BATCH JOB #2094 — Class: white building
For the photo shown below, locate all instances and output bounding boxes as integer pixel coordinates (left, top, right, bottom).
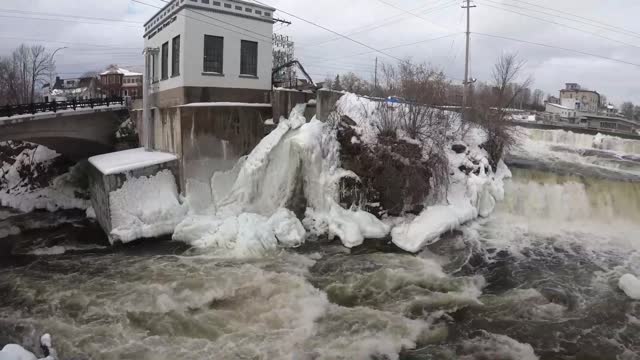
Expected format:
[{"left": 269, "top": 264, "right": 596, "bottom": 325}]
[
  {"left": 545, "top": 102, "right": 577, "bottom": 121},
  {"left": 143, "top": 0, "right": 275, "bottom": 107}
]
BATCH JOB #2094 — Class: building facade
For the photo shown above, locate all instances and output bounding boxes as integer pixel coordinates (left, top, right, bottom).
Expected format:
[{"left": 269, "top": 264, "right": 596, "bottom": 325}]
[
  {"left": 545, "top": 102, "right": 577, "bottom": 122},
  {"left": 559, "top": 83, "right": 600, "bottom": 113},
  {"left": 100, "top": 67, "right": 143, "bottom": 98},
  {"left": 144, "top": 0, "right": 275, "bottom": 107}
]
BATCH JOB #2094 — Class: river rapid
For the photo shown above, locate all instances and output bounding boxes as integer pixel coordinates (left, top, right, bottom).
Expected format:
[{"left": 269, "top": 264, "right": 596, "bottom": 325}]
[{"left": 1, "top": 127, "right": 639, "bottom": 360}]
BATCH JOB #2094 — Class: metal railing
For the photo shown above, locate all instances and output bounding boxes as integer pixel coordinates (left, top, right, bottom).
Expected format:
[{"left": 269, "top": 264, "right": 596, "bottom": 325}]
[{"left": 0, "top": 97, "right": 125, "bottom": 118}]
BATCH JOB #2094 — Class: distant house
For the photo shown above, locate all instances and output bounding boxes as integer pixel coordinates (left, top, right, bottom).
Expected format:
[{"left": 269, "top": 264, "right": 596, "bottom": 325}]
[
  {"left": 559, "top": 83, "right": 600, "bottom": 113},
  {"left": 47, "top": 76, "right": 101, "bottom": 102},
  {"left": 100, "top": 66, "right": 143, "bottom": 98}
]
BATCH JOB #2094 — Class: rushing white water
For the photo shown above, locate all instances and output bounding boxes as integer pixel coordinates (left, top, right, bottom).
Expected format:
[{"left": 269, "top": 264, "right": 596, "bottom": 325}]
[{"left": 523, "top": 128, "right": 640, "bottom": 155}]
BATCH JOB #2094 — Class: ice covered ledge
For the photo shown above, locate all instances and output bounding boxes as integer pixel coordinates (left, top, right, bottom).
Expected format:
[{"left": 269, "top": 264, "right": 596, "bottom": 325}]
[{"left": 88, "top": 148, "right": 183, "bottom": 244}]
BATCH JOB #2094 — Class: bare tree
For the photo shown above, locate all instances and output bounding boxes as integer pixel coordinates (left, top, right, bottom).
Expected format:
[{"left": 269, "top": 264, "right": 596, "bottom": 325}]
[
  {"left": 29, "top": 45, "right": 55, "bottom": 103},
  {"left": 471, "top": 53, "right": 532, "bottom": 169},
  {"left": 621, "top": 102, "right": 634, "bottom": 120},
  {"left": 0, "top": 44, "right": 56, "bottom": 105},
  {"left": 532, "top": 89, "right": 544, "bottom": 109}
]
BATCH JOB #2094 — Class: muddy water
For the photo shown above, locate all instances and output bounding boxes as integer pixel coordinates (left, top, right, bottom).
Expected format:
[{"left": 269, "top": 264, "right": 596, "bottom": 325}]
[{"left": 1, "top": 128, "right": 640, "bottom": 359}]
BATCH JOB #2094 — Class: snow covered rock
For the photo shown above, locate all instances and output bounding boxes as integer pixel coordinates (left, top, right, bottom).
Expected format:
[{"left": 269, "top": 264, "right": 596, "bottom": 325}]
[
  {"left": 0, "top": 141, "right": 89, "bottom": 212},
  {"left": 619, "top": 274, "right": 640, "bottom": 300}
]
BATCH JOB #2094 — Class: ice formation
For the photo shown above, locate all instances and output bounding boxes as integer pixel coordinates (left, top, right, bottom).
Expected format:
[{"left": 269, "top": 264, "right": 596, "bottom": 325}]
[
  {"left": 173, "top": 104, "right": 390, "bottom": 255},
  {"left": 619, "top": 274, "right": 640, "bottom": 300},
  {"left": 107, "top": 94, "right": 509, "bottom": 254},
  {"left": 109, "top": 170, "right": 186, "bottom": 244}
]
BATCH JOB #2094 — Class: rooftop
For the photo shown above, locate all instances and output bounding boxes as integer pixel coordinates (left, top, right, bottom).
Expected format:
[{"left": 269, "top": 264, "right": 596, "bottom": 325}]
[
  {"left": 144, "top": 0, "right": 276, "bottom": 33},
  {"left": 89, "top": 148, "right": 178, "bottom": 175},
  {"left": 100, "top": 68, "right": 143, "bottom": 77}
]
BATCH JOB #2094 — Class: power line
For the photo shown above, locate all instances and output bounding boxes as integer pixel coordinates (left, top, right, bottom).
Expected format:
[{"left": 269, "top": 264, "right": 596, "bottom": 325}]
[
  {"left": 373, "top": 0, "right": 453, "bottom": 32},
  {"left": 0, "top": 8, "right": 144, "bottom": 24},
  {"left": 252, "top": 0, "right": 407, "bottom": 63},
  {"left": 509, "top": 0, "right": 640, "bottom": 38},
  {"left": 296, "top": 0, "right": 458, "bottom": 51},
  {"left": 476, "top": 1, "right": 640, "bottom": 50},
  {"left": 300, "top": 33, "right": 462, "bottom": 65},
  {"left": 478, "top": 0, "right": 640, "bottom": 40},
  {"left": 0, "top": 35, "right": 141, "bottom": 50},
  {"left": 473, "top": 32, "right": 640, "bottom": 68},
  {"left": 0, "top": 14, "right": 141, "bottom": 28}
]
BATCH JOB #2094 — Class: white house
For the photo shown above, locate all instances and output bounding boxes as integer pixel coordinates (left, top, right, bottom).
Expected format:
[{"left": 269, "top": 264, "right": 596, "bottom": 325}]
[{"left": 143, "top": 0, "right": 275, "bottom": 107}]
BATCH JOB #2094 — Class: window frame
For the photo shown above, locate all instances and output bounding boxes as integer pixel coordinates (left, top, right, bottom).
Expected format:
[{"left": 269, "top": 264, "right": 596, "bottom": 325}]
[
  {"left": 203, "top": 35, "right": 224, "bottom": 74},
  {"left": 172, "top": 35, "right": 181, "bottom": 77},
  {"left": 240, "top": 40, "right": 258, "bottom": 77},
  {"left": 161, "top": 41, "right": 169, "bottom": 80}
]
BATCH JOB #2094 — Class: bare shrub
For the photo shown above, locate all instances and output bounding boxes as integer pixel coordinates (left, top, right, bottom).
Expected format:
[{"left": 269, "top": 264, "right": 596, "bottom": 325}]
[{"left": 375, "top": 101, "right": 399, "bottom": 139}]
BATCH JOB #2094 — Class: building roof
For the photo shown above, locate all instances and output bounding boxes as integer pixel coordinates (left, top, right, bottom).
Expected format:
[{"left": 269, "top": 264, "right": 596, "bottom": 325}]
[
  {"left": 100, "top": 68, "right": 143, "bottom": 76},
  {"left": 560, "top": 89, "right": 600, "bottom": 95},
  {"left": 546, "top": 103, "right": 571, "bottom": 110},
  {"left": 144, "top": 0, "right": 276, "bottom": 27}
]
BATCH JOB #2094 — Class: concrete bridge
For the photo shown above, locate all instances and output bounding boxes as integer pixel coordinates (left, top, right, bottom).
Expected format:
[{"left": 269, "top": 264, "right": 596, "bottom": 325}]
[{"left": 0, "top": 105, "right": 129, "bottom": 160}]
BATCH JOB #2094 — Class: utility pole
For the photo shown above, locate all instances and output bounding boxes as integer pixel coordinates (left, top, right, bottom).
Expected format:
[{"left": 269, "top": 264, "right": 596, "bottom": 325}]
[
  {"left": 374, "top": 57, "right": 378, "bottom": 96},
  {"left": 462, "top": 0, "right": 476, "bottom": 117},
  {"left": 143, "top": 47, "right": 159, "bottom": 151}
]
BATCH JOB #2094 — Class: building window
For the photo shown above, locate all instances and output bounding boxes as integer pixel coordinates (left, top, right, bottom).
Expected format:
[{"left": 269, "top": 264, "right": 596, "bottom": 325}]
[
  {"left": 201, "top": 0, "right": 209, "bottom": 3},
  {"left": 161, "top": 41, "right": 169, "bottom": 80},
  {"left": 245, "top": 7, "right": 252, "bottom": 13},
  {"left": 204, "top": 35, "right": 224, "bottom": 73},
  {"left": 213, "top": 1, "right": 220, "bottom": 5},
  {"left": 224, "top": 3, "right": 231, "bottom": 8},
  {"left": 240, "top": 40, "right": 258, "bottom": 76},
  {"left": 172, "top": 35, "right": 180, "bottom": 76},
  {"left": 235, "top": 5, "right": 242, "bottom": 10},
  {"left": 264, "top": 12, "right": 271, "bottom": 16}
]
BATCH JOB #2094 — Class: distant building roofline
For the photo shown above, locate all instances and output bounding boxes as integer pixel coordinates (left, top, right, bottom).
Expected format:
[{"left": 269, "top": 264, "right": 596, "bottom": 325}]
[{"left": 143, "top": 0, "right": 276, "bottom": 27}]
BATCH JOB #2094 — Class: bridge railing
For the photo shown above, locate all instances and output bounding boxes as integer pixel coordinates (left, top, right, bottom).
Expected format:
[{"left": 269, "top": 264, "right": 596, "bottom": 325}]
[{"left": 0, "top": 97, "right": 125, "bottom": 118}]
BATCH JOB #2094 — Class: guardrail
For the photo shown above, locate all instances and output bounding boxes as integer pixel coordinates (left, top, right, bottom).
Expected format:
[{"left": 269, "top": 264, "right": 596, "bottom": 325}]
[{"left": 0, "top": 97, "right": 125, "bottom": 118}]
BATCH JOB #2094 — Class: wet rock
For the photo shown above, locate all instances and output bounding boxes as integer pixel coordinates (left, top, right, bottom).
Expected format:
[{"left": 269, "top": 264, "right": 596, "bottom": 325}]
[{"left": 451, "top": 143, "right": 467, "bottom": 154}]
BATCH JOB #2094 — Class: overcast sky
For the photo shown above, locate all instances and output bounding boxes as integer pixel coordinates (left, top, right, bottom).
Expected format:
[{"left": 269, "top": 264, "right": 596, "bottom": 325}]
[{"left": 1, "top": 0, "right": 638, "bottom": 105}]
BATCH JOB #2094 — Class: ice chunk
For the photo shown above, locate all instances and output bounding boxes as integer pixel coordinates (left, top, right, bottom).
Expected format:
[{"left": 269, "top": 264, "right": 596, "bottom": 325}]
[
  {"left": 268, "top": 208, "right": 306, "bottom": 247},
  {"left": 619, "top": 274, "right": 640, "bottom": 300},
  {"left": 109, "top": 170, "right": 186, "bottom": 244}
]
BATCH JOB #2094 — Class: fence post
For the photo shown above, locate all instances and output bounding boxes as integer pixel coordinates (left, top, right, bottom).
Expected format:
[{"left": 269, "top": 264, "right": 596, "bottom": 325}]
[
  {"left": 72, "top": 99, "right": 77, "bottom": 110},
  {"left": 30, "top": 103, "right": 35, "bottom": 115}
]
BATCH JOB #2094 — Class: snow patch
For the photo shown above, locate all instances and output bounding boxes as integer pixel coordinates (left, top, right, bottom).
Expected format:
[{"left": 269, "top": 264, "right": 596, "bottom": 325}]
[{"left": 89, "top": 148, "right": 177, "bottom": 175}]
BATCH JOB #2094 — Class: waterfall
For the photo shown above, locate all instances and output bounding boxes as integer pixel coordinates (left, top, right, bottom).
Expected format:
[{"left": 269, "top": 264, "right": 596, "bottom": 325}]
[
  {"left": 522, "top": 128, "right": 640, "bottom": 155},
  {"left": 498, "top": 168, "right": 640, "bottom": 226}
]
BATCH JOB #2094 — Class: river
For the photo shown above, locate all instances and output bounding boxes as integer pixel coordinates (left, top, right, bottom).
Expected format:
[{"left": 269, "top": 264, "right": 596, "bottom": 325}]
[{"left": 1, "top": 127, "right": 639, "bottom": 359}]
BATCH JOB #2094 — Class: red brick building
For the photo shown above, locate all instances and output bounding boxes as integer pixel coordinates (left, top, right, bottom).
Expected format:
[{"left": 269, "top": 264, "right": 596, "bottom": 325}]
[{"left": 100, "top": 66, "right": 143, "bottom": 98}]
